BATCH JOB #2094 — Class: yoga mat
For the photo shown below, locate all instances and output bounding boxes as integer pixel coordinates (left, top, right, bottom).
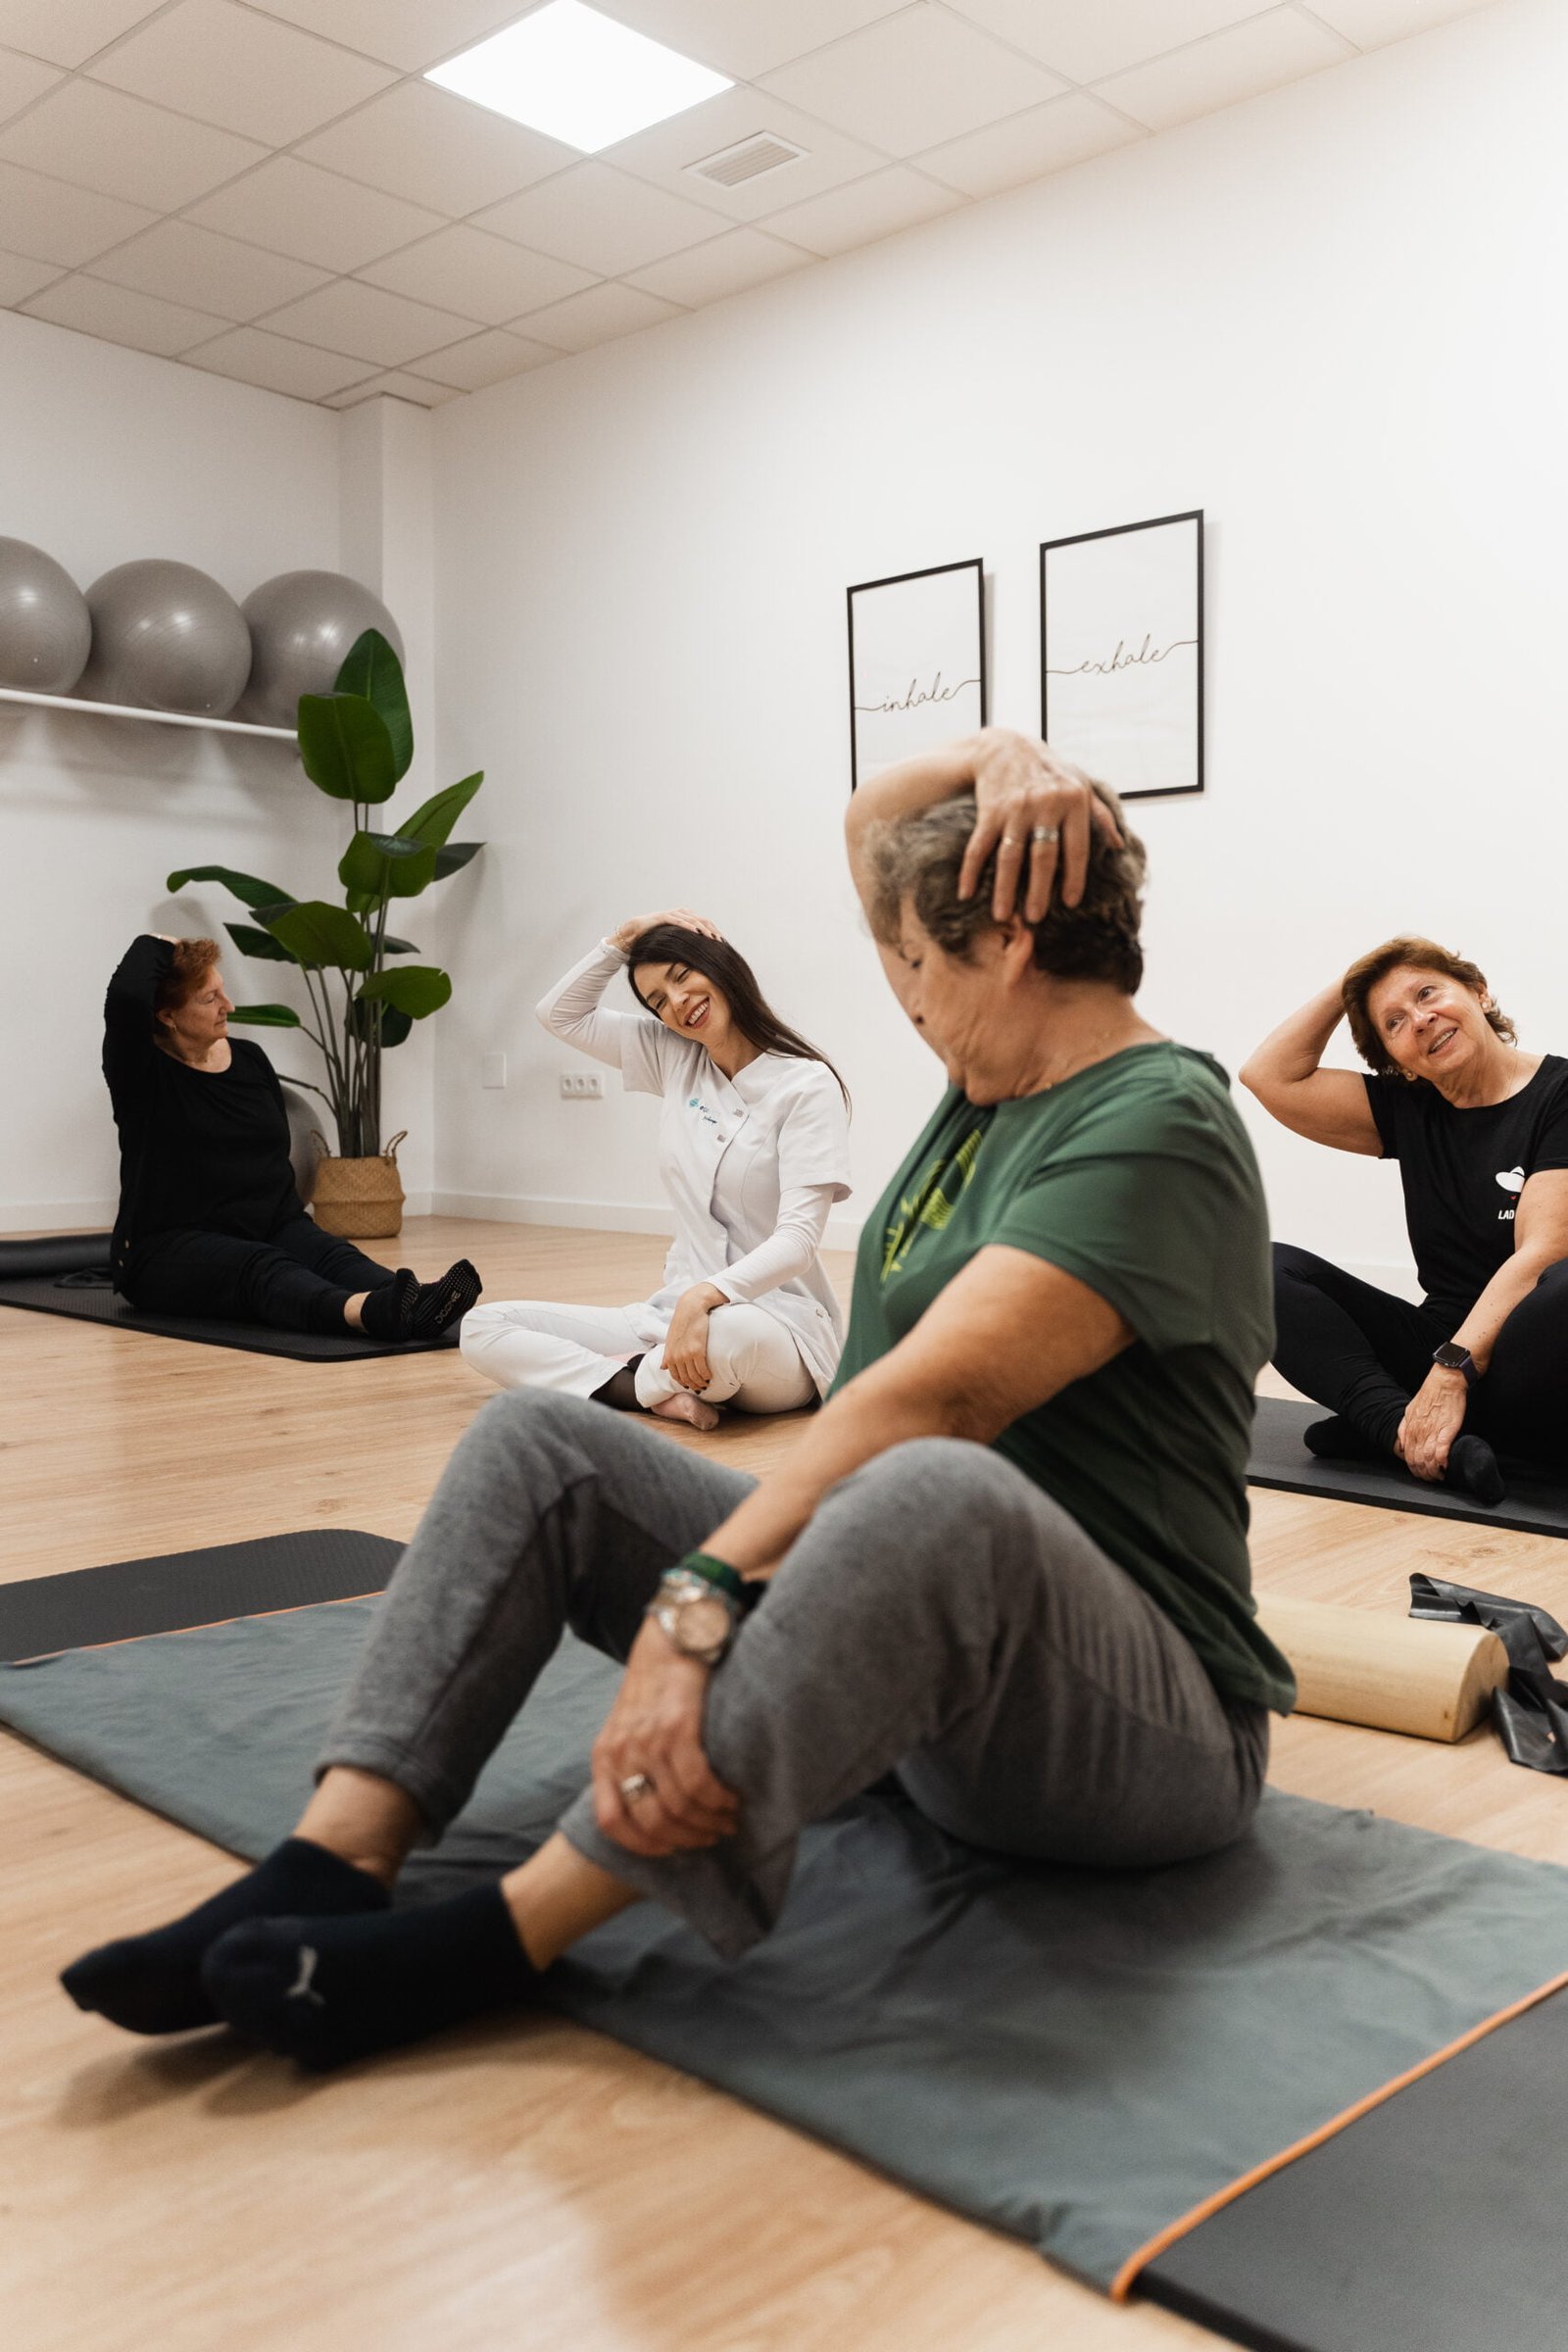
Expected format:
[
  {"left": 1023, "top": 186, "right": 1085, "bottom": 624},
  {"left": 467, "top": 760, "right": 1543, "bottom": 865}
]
[
  {"left": 6, "top": 1580, "right": 1568, "bottom": 2299},
  {"left": 1143, "top": 1981, "right": 1568, "bottom": 2350},
  {"left": 0, "top": 1256, "right": 461, "bottom": 1360},
  {"left": 0, "top": 1232, "right": 115, "bottom": 1279},
  {"left": 1249, "top": 1396, "right": 1568, "bottom": 1540},
  {"left": 0, "top": 1530, "right": 400, "bottom": 1663}
]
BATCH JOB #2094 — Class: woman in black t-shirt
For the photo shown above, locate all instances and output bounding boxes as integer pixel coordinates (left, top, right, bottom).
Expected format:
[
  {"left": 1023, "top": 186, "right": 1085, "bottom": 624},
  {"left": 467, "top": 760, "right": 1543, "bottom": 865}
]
[
  {"left": 104, "top": 935, "right": 480, "bottom": 1343},
  {"left": 1242, "top": 936, "right": 1568, "bottom": 1498}
]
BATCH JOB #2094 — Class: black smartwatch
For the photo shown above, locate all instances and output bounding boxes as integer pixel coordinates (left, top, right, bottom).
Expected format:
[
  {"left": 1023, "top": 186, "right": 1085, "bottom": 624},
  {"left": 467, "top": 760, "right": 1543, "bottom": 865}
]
[{"left": 1431, "top": 1342, "right": 1479, "bottom": 1387}]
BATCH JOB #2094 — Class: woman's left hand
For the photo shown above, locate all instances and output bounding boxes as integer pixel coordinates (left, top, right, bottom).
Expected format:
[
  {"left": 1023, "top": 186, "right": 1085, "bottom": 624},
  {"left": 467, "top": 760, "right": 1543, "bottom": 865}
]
[
  {"left": 591, "top": 1616, "right": 739, "bottom": 1857},
  {"left": 662, "top": 1283, "right": 724, "bottom": 1392},
  {"left": 1396, "top": 1367, "right": 1469, "bottom": 1481}
]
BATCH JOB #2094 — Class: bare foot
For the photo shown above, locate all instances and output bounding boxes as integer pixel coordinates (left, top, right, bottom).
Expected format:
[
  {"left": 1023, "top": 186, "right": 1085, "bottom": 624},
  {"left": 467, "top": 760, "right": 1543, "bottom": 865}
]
[{"left": 650, "top": 1392, "right": 720, "bottom": 1432}]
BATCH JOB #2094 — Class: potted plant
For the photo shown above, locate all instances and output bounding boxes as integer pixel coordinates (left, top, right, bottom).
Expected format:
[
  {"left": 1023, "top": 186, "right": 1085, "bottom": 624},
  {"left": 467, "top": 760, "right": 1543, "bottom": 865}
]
[{"left": 168, "top": 629, "right": 483, "bottom": 1238}]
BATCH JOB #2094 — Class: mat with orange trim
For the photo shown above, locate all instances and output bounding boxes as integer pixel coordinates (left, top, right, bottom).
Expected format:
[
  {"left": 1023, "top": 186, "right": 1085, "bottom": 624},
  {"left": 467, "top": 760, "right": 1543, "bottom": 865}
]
[{"left": 4, "top": 1566, "right": 1566, "bottom": 2325}]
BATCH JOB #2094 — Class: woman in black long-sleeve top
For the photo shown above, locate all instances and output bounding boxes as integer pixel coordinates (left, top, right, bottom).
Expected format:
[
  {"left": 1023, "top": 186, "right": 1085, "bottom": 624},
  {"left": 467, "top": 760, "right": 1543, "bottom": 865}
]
[{"left": 105, "top": 935, "right": 479, "bottom": 1342}]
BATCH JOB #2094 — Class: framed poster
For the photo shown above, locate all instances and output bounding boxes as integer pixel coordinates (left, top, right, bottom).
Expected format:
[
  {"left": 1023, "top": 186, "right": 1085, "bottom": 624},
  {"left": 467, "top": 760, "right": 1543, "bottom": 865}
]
[
  {"left": 1040, "top": 511, "right": 1203, "bottom": 800},
  {"left": 847, "top": 557, "right": 987, "bottom": 791}
]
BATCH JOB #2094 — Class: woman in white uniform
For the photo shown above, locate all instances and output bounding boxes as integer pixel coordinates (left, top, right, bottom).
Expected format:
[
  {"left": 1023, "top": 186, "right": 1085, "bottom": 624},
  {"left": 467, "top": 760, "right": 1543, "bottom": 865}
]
[{"left": 461, "top": 911, "right": 851, "bottom": 1430}]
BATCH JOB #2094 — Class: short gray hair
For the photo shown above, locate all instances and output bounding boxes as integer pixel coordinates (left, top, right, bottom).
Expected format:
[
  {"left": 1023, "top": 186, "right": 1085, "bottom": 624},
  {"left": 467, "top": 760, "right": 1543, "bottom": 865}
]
[{"left": 861, "top": 789, "right": 1148, "bottom": 995}]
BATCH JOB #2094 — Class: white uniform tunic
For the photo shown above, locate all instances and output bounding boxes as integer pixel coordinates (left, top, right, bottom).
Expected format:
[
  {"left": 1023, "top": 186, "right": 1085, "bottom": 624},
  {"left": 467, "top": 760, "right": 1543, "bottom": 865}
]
[{"left": 460, "top": 942, "right": 852, "bottom": 1409}]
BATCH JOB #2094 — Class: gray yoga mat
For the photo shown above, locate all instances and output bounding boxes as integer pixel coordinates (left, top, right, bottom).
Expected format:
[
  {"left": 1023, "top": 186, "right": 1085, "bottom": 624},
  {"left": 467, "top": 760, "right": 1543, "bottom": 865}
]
[
  {"left": 6, "top": 1590, "right": 1568, "bottom": 2297},
  {"left": 1249, "top": 1396, "right": 1568, "bottom": 1539}
]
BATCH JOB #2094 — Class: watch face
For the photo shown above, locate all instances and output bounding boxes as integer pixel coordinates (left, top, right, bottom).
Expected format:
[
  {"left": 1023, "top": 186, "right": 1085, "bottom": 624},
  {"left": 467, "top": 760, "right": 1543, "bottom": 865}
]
[
  {"left": 1434, "top": 1344, "right": 1467, "bottom": 1369},
  {"left": 673, "top": 1593, "right": 732, "bottom": 1656}
]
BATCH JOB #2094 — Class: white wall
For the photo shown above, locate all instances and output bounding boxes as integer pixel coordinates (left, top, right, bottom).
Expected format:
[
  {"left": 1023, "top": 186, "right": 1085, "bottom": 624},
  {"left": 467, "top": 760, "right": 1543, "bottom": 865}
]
[
  {"left": 0, "top": 317, "right": 433, "bottom": 1225},
  {"left": 429, "top": 0, "right": 1568, "bottom": 1288}
]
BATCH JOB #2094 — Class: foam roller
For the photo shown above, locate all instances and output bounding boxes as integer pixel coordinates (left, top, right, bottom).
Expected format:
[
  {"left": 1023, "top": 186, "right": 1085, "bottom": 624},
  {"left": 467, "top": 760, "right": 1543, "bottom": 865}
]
[{"left": 1256, "top": 1594, "right": 1509, "bottom": 1742}]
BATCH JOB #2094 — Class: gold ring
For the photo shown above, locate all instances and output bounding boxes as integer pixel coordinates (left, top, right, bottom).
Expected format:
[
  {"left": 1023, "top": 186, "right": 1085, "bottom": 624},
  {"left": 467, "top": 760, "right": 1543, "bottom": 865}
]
[{"left": 619, "top": 1772, "right": 654, "bottom": 1803}]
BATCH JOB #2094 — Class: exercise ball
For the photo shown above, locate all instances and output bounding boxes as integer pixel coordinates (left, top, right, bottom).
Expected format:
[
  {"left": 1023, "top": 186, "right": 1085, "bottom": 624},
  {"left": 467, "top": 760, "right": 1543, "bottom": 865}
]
[
  {"left": 280, "top": 1085, "right": 324, "bottom": 1203},
  {"left": 0, "top": 536, "right": 92, "bottom": 693},
  {"left": 240, "top": 570, "right": 403, "bottom": 727},
  {"left": 79, "top": 559, "right": 252, "bottom": 716}
]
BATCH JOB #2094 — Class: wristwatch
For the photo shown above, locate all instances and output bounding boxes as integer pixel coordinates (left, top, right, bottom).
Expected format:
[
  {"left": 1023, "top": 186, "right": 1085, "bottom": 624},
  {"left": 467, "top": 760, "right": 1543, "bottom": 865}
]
[
  {"left": 1431, "top": 1342, "right": 1479, "bottom": 1387},
  {"left": 648, "top": 1568, "right": 741, "bottom": 1666}
]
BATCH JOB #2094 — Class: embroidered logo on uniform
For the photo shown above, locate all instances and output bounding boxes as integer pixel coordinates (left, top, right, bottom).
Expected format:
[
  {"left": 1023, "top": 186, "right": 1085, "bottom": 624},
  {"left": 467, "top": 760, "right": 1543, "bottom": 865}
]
[
  {"left": 687, "top": 1097, "right": 720, "bottom": 1129},
  {"left": 1495, "top": 1165, "right": 1525, "bottom": 1193}
]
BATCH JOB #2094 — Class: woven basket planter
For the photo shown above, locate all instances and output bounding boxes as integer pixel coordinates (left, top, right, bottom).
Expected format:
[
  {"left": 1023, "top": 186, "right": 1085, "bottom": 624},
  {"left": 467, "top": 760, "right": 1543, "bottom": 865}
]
[{"left": 310, "top": 1130, "right": 407, "bottom": 1240}]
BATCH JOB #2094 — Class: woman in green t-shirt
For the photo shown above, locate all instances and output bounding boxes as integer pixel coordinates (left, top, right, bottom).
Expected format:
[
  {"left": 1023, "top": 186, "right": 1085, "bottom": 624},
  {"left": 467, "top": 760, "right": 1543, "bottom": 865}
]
[{"left": 65, "top": 731, "right": 1295, "bottom": 2074}]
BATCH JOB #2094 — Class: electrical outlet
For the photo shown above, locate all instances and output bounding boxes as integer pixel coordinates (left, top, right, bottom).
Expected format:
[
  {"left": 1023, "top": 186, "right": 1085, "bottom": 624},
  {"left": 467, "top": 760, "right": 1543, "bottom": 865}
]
[
  {"left": 482, "top": 1053, "right": 506, "bottom": 1089},
  {"left": 560, "top": 1071, "right": 605, "bottom": 1100}
]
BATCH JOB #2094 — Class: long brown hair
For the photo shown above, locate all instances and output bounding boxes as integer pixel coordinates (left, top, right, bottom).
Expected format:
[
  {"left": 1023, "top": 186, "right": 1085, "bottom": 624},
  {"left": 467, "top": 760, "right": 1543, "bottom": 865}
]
[{"left": 627, "top": 925, "right": 850, "bottom": 1107}]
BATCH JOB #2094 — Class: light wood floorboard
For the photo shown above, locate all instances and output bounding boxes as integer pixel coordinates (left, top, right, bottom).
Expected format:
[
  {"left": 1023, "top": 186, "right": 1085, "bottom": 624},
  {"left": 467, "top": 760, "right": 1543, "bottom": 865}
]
[{"left": 3, "top": 1219, "right": 1565, "bottom": 2352}]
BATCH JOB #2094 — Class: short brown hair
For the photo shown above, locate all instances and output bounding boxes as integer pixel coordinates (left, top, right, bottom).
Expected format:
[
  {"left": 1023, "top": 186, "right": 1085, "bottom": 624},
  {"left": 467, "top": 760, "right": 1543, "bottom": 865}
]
[
  {"left": 1342, "top": 936, "right": 1516, "bottom": 1078},
  {"left": 154, "top": 938, "right": 221, "bottom": 1030},
  {"left": 861, "top": 786, "right": 1147, "bottom": 995}
]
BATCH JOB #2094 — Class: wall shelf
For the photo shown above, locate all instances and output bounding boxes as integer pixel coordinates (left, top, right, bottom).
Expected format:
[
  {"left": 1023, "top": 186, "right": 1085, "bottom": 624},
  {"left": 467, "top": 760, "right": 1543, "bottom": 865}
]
[{"left": 0, "top": 683, "right": 296, "bottom": 741}]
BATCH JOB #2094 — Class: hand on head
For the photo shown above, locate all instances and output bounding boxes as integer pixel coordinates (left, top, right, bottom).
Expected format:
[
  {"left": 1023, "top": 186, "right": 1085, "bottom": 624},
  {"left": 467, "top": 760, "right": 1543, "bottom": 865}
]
[
  {"left": 612, "top": 907, "right": 722, "bottom": 954},
  {"left": 960, "top": 730, "right": 1124, "bottom": 925}
]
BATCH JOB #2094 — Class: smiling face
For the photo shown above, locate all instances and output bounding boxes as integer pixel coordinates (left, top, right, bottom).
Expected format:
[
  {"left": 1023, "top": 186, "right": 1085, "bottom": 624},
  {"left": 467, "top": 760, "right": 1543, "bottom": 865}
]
[
  {"left": 632, "top": 956, "right": 741, "bottom": 1062},
  {"left": 1364, "top": 962, "right": 1497, "bottom": 1084},
  {"left": 158, "top": 963, "right": 233, "bottom": 1059}
]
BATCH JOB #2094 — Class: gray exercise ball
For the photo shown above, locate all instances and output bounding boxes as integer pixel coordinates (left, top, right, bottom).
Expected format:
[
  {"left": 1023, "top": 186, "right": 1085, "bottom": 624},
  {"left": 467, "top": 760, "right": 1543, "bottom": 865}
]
[
  {"left": 0, "top": 536, "right": 92, "bottom": 693},
  {"left": 79, "top": 559, "right": 252, "bottom": 716},
  {"left": 281, "top": 1085, "right": 324, "bottom": 1203},
  {"left": 240, "top": 570, "right": 404, "bottom": 728}
]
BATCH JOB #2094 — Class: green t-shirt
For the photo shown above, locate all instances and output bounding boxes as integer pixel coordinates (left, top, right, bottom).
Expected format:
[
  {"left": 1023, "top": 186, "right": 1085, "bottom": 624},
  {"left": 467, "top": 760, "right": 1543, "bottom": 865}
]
[{"left": 832, "top": 1043, "right": 1296, "bottom": 1715}]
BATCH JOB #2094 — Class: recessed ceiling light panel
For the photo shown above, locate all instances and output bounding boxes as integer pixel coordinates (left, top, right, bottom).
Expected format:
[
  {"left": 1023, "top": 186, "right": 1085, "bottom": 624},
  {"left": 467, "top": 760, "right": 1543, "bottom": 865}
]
[{"left": 426, "top": 2, "right": 732, "bottom": 154}]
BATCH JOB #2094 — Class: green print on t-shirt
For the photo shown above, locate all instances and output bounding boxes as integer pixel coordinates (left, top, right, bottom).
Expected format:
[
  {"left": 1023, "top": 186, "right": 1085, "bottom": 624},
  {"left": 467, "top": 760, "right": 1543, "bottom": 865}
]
[{"left": 881, "top": 1119, "right": 990, "bottom": 1280}]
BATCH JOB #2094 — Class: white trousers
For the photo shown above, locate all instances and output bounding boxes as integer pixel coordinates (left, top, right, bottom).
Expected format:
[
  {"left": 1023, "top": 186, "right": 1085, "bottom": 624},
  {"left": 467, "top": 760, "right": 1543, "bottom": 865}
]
[{"left": 459, "top": 1297, "right": 816, "bottom": 1414}]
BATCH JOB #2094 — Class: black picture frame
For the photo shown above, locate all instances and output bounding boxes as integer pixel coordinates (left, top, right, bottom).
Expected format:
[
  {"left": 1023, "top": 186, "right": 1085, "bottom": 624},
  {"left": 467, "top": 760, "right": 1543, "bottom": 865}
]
[
  {"left": 846, "top": 557, "right": 987, "bottom": 792},
  {"left": 1039, "top": 510, "right": 1203, "bottom": 801}
]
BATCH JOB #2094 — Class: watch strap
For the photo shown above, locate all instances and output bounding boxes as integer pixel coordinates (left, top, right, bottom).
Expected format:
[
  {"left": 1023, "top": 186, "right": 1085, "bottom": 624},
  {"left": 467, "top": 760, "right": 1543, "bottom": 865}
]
[{"left": 680, "top": 1548, "right": 762, "bottom": 1612}]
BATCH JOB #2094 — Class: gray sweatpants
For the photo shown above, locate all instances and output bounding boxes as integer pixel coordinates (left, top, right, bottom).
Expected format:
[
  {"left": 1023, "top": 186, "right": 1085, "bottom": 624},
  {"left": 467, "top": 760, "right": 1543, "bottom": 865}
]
[{"left": 322, "top": 1390, "right": 1269, "bottom": 1962}]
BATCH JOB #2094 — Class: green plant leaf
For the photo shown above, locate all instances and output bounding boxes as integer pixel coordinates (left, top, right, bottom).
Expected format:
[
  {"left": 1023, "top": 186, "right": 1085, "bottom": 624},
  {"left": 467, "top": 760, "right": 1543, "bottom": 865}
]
[
  {"left": 398, "top": 771, "right": 483, "bottom": 851},
  {"left": 357, "top": 963, "right": 452, "bottom": 1018},
  {"left": 338, "top": 827, "right": 436, "bottom": 896},
  {"left": 433, "top": 839, "right": 483, "bottom": 881},
  {"left": 348, "top": 998, "right": 414, "bottom": 1049},
  {"left": 296, "top": 693, "right": 397, "bottom": 805},
  {"left": 224, "top": 920, "right": 293, "bottom": 962},
  {"left": 381, "top": 934, "right": 419, "bottom": 955},
  {"left": 267, "top": 899, "right": 375, "bottom": 972},
  {"left": 167, "top": 863, "right": 292, "bottom": 909},
  {"left": 333, "top": 629, "right": 413, "bottom": 781},
  {"left": 227, "top": 1004, "right": 302, "bottom": 1026}
]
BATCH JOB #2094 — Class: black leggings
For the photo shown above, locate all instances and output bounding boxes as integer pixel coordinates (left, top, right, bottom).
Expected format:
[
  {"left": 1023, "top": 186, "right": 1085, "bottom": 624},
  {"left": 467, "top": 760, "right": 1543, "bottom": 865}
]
[
  {"left": 121, "top": 1215, "right": 398, "bottom": 1336},
  {"left": 1272, "top": 1243, "right": 1568, "bottom": 1472}
]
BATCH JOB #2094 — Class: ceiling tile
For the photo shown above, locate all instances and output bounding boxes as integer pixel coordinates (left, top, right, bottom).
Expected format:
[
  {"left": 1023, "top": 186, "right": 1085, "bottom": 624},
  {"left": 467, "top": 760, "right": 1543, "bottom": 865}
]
[
  {"left": 626, "top": 225, "right": 808, "bottom": 306},
  {"left": 1095, "top": 9, "right": 1352, "bottom": 131},
  {"left": 184, "top": 324, "right": 375, "bottom": 398},
  {"left": 187, "top": 157, "right": 446, "bottom": 273},
  {"left": 296, "top": 79, "right": 576, "bottom": 218},
  {"left": 0, "top": 159, "right": 155, "bottom": 265},
  {"left": 24, "top": 270, "right": 227, "bottom": 356},
  {"left": 764, "top": 165, "right": 961, "bottom": 258},
  {"left": 602, "top": 85, "right": 887, "bottom": 222},
  {"left": 87, "top": 219, "right": 330, "bottom": 319},
  {"left": 243, "top": 0, "right": 534, "bottom": 73},
  {"left": 478, "top": 161, "right": 725, "bottom": 277},
  {"left": 0, "top": 45, "right": 61, "bottom": 121},
  {"left": 408, "top": 328, "right": 562, "bottom": 390},
  {"left": 918, "top": 89, "right": 1141, "bottom": 197},
  {"left": 941, "top": 0, "right": 1276, "bottom": 83},
  {"left": 0, "top": 246, "right": 62, "bottom": 303},
  {"left": 0, "top": 2, "right": 165, "bottom": 72},
  {"left": 760, "top": 3, "right": 1067, "bottom": 158},
  {"left": 359, "top": 223, "right": 595, "bottom": 323},
  {"left": 1305, "top": 0, "right": 1490, "bottom": 46},
  {"left": 322, "top": 369, "right": 466, "bottom": 409},
  {"left": 85, "top": 0, "right": 397, "bottom": 145},
  {"left": 593, "top": 0, "right": 910, "bottom": 78},
  {"left": 260, "top": 277, "right": 482, "bottom": 366},
  {"left": 514, "top": 280, "right": 682, "bottom": 355},
  {"left": 0, "top": 79, "right": 268, "bottom": 211}
]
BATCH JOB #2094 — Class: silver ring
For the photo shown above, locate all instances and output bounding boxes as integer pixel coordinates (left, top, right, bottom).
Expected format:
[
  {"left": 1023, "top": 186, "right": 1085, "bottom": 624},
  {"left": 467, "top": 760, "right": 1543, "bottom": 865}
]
[
  {"left": 619, "top": 1772, "right": 654, "bottom": 1804},
  {"left": 1032, "top": 823, "right": 1060, "bottom": 846}
]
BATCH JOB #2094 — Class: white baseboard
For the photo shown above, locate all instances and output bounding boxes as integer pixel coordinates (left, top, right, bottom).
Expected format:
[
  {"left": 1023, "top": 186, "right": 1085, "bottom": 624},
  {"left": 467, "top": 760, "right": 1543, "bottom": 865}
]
[{"left": 429, "top": 1190, "right": 865, "bottom": 1253}]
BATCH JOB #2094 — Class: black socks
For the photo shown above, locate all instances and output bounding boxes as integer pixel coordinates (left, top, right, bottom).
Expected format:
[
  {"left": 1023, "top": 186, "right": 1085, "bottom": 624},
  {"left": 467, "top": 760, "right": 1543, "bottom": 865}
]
[
  {"left": 359, "top": 1268, "right": 418, "bottom": 1341},
  {"left": 358, "top": 1261, "right": 481, "bottom": 1344},
  {"left": 201, "top": 1883, "right": 538, "bottom": 2071},
  {"left": 1303, "top": 1414, "right": 1387, "bottom": 1463},
  {"left": 1445, "top": 1434, "right": 1506, "bottom": 1505},
  {"left": 1302, "top": 1413, "right": 1505, "bottom": 1504},
  {"left": 60, "top": 1838, "right": 389, "bottom": 2035}
]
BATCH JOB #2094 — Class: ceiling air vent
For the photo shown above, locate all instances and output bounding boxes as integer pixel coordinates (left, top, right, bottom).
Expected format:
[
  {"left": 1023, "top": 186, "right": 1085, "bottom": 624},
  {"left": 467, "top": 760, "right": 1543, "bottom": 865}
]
[{"left": 687, "top": 131, "right": 807, "bottom": 190}]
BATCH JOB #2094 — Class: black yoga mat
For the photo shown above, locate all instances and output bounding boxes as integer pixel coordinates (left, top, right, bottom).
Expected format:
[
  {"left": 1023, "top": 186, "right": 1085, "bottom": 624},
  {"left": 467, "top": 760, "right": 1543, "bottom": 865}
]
[
  {"left": 0, "top": 1232, "right": 460, "bottom": 1361},
  {"left": 1248, "top": 1396, "right": 1568, "bottom": 1540},
  {"left": 1143, "top": 1980, "right": 1568, "bottom": 2351},
  {"left": 6, "top": 1569, "right": 1568, "bottom": 2303},
  {"left": 0, "top": 1530, "right": 400, "bottom": 1663}
]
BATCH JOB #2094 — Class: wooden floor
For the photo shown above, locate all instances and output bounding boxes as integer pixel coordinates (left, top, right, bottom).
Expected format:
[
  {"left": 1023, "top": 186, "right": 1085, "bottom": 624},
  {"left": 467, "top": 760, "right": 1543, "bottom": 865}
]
[{"left": 4, "top": 1217, "right": 1567, "bottom": 2352}]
